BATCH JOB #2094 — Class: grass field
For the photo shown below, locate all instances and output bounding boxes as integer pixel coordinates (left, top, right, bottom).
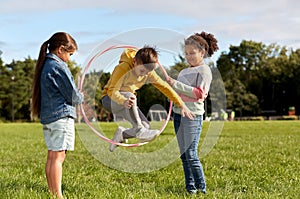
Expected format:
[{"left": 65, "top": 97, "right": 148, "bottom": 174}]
[{"left": 0, "top": 121, "right": 299, "bottom": 199}]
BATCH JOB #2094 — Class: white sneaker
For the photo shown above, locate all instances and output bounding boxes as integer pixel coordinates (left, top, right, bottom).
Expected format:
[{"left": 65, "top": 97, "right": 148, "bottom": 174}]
[
  {"left": 109, "top": 126, "right": 125, "bottom": 152},
  {"left": 136, "top": 127, "right": 160, "bottom": 143}
]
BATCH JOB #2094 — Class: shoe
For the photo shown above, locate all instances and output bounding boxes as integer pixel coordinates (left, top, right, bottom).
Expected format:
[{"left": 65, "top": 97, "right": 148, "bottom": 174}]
[
  {"left": 196, "top": 186, "right": 206, "bottom": 194},
  {"left": 109, "top": 127, "right": 125, "bottom": 152},
  {"left": 136, "top": 127, "right": 160, "bottom": 142},
  {"left": 187, "top": 189, "right": 197, "bottom": 195}
]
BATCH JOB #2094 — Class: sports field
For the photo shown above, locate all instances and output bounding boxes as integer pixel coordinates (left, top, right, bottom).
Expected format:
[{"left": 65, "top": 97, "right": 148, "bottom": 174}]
[{"left": 0, "top": 121, "right": 299, "bottom": 198}]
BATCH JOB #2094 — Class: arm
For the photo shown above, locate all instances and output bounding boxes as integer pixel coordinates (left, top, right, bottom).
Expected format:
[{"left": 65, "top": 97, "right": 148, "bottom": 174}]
[
  {"left": 149, "top": 71, "right": 194, "bottom": 119},
  {"left": 149, "top": 71, "right": 184, "bottom": 106},
  {"left": 173, "top": 80, "right": 208, "bottom": 101},
  {"left": 54, "top": 65, "right": 83, "bottom": 105},
  {"left": 168, "top": 69, "right": 212, "bottom": 102},
  {"left": 106, "top": 63, "right": 130, "bottom": 105}
]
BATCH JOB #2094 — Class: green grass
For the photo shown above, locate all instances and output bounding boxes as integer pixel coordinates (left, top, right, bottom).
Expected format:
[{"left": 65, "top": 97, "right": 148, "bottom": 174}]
[{"left": 0, "top": 121, "right": 299, "bottom": 198}]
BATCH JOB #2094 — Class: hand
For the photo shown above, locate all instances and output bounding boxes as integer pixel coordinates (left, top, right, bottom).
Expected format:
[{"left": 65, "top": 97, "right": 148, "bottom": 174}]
[
  {"left": 166, "top": 77, "right": 175, "bottom": 86},
  {"left": 180, "top": 104, "right": 195, "bottom": 120},
  {"left": 124, "top": 96, "right": 136, "bottom": 109},
  {"left": 80, "top": 90, "right": 85, "bottom": 98}
]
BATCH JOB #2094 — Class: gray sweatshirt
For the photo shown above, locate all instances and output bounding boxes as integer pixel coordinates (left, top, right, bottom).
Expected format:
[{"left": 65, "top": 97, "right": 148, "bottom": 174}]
[{"left": 172, "top": 64, "right": 212, "bottom": 115}]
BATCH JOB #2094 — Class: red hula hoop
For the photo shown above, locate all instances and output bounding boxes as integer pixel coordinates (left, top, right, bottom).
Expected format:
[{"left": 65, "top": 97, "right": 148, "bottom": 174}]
[{"left": 79, "top": 45, "right": 173, "bottom": 147}]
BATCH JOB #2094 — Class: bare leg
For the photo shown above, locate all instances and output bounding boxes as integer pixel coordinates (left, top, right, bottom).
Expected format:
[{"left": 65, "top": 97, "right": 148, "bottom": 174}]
[
  {"left": 45, "top": 150, "right": 66, "bottom": 198},
  {"left": 45, "top": 151, "right": 52, "bottom": 193}
]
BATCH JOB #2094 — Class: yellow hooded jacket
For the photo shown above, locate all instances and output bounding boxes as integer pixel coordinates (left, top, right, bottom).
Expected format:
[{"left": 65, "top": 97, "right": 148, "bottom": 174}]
[{"left": 102, "top": 48, "right": 184, "bottom": 107}]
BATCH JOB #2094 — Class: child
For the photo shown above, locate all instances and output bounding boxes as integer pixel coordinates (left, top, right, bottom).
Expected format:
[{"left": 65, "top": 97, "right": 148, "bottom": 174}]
[
  {"left": 101, "top": 46, "right": 194, "bottom": 152},
  {"left": 167, "top": 32, "right": 219, "bottom": 194},
  {"left": 31, "top": 32, "right": 83, "bottom": 198}
]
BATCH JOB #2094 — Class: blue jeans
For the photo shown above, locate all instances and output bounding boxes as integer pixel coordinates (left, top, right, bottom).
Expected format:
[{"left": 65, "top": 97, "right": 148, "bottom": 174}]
[{"left": 173, "top": 113, "right": 206, "bottom": 193}]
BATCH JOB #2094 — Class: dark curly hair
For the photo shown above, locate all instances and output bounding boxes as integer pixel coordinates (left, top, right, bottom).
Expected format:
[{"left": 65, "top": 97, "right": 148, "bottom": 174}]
[{"left": 184, "top": 31, "right": 219, "bottom": 57}]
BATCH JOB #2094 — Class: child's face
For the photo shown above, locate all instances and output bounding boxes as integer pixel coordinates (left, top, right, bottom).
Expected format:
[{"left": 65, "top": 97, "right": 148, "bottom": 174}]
[
  {"left": 184, "top": 44, "right": 204, "bottom": 67},
  {"left": 56, "top": 45, "right": 75, "bottom": 62},
  {"left": 133, "top": 58, "right": 153, "bottom": 77},
  {"left": 133, "top": 64, "right": 151, "bottom": 77}
]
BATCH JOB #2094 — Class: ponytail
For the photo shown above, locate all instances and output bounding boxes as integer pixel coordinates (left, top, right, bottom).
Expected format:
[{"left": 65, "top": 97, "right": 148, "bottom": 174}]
[{"left": 31, "top": 41, "right": 48, "bottom": 117}]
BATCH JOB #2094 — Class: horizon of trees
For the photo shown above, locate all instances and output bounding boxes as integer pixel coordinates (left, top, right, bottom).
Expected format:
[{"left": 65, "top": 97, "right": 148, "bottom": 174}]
[{"left": 0, "top": 39, "right": 300, "bottom": 122}]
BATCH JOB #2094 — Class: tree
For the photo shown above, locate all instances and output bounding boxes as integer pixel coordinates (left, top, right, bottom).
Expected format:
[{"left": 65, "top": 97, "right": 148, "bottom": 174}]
[
  {"left": 0, "top": 58, "right": 36, "bottom": 121},
  {"left": 0, "top": 58, "right": 9, "bottom": 121},
  {"left": 137, "top": 83, "right": 168, "bottom": 117},
  {"left": 217, "top": 40, "right": 300, "bottom": 116},
  {"left": 217, "top": 41, "right": 271, "bottom": 116}
]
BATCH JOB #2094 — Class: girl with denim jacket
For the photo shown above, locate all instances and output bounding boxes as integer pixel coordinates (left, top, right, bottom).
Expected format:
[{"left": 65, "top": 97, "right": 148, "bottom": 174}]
[
  {"left": 167, "top": 32, "right": 219, "bottom": 195},
  {"left": 31, "top": 32, "right": 83, "bottom": 198}
]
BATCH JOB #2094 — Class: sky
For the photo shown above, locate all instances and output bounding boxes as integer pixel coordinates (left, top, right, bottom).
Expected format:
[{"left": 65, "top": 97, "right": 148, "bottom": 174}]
[{"left": 0, "top": 0, "right": 299, "bottom": 70}]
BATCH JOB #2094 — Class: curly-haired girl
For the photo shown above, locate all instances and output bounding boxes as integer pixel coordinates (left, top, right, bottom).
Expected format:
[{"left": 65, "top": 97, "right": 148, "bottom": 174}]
[{"left": 167, "top": 31, "right": 219, "bottom": 195}]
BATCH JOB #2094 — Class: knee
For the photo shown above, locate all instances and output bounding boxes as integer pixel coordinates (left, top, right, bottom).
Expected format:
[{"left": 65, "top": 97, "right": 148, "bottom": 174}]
[
  {"left": 121, "top": 92, "right": 135, "bottom": 98},
  {"left": 57, "top": 152, "right": 66, "bottom": 163},
  {"left": 184, "top": 149, "right": 199, "bottom": 162},
  {"left": 48, "top": 151, "right": 66, "bottom": 163}
]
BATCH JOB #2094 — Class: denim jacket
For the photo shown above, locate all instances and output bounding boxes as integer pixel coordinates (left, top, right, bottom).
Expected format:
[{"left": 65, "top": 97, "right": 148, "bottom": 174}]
[{"left": 40, "top": 53, "right": 83, "bottom": 124}]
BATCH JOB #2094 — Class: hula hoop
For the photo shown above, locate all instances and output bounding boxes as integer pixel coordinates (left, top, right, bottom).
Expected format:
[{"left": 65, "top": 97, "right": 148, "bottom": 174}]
[{"left": 79, "top": 45, "right": 173, "bottom": 147}]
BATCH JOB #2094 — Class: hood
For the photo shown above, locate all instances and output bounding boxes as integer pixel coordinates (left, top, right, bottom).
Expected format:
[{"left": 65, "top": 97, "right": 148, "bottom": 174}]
[{"left": 119, "top": 48, "right": 137, "bottom": 68}]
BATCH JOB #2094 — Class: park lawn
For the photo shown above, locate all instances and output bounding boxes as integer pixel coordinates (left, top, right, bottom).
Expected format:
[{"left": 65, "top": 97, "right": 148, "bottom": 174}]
[{"left": 0, "top": 121, "right": 299, "bottom": 199}]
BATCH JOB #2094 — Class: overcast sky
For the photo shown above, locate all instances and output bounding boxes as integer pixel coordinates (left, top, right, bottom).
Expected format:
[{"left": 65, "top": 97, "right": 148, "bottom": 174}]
[{"left": 0, "top": 0, "right": 299, "bottom": 68}]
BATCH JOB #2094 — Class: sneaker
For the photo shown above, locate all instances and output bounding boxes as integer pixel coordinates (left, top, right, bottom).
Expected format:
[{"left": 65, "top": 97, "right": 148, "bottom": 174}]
[
  {"left": 187, "top": 189, "right": 197, "bottom": 195},
  {"left": 136, "top": 127, "right": 160, "bottom": 142},
  {"left": 109, "top": 127, "right": 125, "bottom": 152},
  {"left": 201, "top": 190, "right": 206, "bottom": 194},
  {"left": 196, "top": 186, "right": 206, "bottom": 194}
]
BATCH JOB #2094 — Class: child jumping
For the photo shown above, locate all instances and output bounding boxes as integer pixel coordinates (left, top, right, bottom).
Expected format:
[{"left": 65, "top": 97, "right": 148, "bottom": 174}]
[{"left": 101, "top": 46, "right": 194, "bottom": 152}]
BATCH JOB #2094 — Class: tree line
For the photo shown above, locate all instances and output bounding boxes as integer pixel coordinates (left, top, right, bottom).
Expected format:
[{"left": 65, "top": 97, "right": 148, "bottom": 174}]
[
  {"left": 217, "top": 40, "right": 300, "bottom": 117},
  {"left": 0, "top": 40, "right": 299, "bottom": 122}
]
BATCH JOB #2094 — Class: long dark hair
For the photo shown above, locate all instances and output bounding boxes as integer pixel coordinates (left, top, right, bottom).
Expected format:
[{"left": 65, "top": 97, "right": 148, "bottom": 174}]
[{"left": 31, "top": 32, "right": 78, "bottom": 117}]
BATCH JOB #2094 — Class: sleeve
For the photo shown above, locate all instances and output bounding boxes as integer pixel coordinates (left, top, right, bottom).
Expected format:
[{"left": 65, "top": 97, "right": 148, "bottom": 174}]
[
  {"left": 106, "top": 63, "right": 129, "bottom": 105},
  {"left": 149, "top": 71, "right": 184, "bottom": 107},
  {"left": 53, "top": 65, "right": 83, "bottom": 105},
  {"left": 173, "top": 80, "right": 208, "bottom": 102},
  {"left": 173, "top": 69, "right": 212, "bottom": 102}
]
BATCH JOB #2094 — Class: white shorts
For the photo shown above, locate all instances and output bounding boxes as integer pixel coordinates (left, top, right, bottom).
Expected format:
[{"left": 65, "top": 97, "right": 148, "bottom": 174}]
[{"left": 43, "top": 117, "right": 75, "bottom": 151}]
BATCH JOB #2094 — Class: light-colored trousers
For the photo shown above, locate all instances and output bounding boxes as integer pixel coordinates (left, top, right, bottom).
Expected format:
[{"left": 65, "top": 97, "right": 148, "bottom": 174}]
[{"left": 101, "top": 92, "right": 150, "bottom": 139}]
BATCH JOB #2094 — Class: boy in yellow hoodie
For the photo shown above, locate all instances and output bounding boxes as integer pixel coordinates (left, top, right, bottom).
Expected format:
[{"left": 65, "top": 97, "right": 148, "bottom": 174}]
[{"left": 101, "top": 46, "right": 194, "bottom": 152}]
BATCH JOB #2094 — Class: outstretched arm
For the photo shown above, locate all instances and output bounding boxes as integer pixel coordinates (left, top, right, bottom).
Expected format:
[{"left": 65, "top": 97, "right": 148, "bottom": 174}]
[{"left": 167, "top": 77, "right": 209, "bottom": 102}]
